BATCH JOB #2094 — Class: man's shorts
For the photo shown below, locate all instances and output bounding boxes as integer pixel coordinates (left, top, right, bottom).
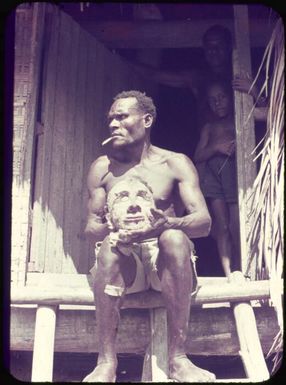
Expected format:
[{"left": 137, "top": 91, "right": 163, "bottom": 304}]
[
  {"left": 201, "top": 154, "right": 238, "bottom": 203},
  {"left": 90, "top": 238, "right": 198, "bottom": 296}
]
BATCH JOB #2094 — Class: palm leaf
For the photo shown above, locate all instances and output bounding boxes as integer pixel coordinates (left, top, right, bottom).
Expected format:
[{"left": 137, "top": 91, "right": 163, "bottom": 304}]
[{"left": 246, "top": 17, "right": 284, "bottom": 372}]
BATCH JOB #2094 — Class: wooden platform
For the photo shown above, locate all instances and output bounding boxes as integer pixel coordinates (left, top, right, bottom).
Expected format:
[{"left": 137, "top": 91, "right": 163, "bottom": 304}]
[
  {"left": 10, "top": 274, "right": 281, "bottom": 381},
  {"left": 11, "top": 302, "right": 278, "bottom": 356}
]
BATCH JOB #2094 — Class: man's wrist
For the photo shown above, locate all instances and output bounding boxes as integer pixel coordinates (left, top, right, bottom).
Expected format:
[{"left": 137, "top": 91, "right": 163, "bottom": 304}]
[{"left": 165, "top": 216, "right": 182, "bottom": 230}]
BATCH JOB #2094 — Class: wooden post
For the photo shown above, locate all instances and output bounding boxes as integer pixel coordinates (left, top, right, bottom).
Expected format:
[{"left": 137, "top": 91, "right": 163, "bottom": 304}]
[
  {"left": 233, "top": 5, "right": 257, "bottom": 278},
  {"left": 141, "top": 307, "right": 169, "bottom": 382},
  {"left": 31, "top": 305, "right": 57, "bottom": 382},
  {"left": 233, "top": 302, "right": 269, "bottom": 381}
]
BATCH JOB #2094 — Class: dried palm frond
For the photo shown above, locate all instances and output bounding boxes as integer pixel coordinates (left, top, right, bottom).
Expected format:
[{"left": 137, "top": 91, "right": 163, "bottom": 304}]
[{"left": 245, "top": 17, "right": 284, "bottom": 373}]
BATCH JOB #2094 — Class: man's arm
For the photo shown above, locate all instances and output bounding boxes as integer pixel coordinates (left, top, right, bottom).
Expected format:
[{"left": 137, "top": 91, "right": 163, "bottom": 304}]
[
  {"left": 84, "top": 157, "right": 110, "bottom": 243},
  {"left": 117, "top": 154, "right": 212, "bottom": 244},
  {"left": 132, "top": 63, "right": 200, "bottom": 97},
  {"left": 167, "top": 154, "right": 211, "bottom": 238}
]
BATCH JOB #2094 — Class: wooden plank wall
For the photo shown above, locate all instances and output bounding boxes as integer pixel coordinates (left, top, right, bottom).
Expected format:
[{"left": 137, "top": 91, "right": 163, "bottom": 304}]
[
  {"left": 12, "top": 4, "right": 46, "bottom": 284},
  {"left": 29, "top": 4, "right": 155, "bottom": 275}
]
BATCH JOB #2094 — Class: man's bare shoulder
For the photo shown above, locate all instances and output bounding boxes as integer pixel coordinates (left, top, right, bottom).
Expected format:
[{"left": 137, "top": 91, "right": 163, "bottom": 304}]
[
  {"left": 89, "top": 155, "right": 109, "bottom": 171},
  {"left": 88, "top": 155, "right": 110, "bottom": 188},
  {"left": 151, "top": 146, "right": 195, "bottom": 171}
]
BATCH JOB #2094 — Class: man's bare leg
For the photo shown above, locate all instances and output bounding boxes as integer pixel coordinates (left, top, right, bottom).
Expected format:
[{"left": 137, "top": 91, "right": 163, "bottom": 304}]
[
  {"left": 228, "top": 203, "right": 241, "bottom": 272},
  {"left": 210, "top": 198, "right": 233, "bottom": 277},
  {"left": 82, "top": 237, "right": 136, "bottom": 382},
  {"left": 158, "top": 229, "right": 216, "bottom": 382}
]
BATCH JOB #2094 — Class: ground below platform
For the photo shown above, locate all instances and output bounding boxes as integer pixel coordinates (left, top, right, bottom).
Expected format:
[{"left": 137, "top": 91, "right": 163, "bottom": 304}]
[{"left": 7, "top": 351, "right": 280, "bottom": 382}]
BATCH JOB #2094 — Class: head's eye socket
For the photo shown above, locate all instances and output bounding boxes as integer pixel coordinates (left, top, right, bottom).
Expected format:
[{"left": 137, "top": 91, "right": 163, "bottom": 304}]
[
  {"left": 137, "top": 190, "right": 152, "bottom": 201},
  {"left": 107, "top": 114, "right": 128, "bottom": 124},
  {"left": 113, "top": 191, "right": 129, "bottom": 204}
]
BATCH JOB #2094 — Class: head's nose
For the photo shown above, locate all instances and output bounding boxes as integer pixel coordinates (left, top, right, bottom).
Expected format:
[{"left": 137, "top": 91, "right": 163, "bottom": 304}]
[
  {"left": 109, "top": 116, "right": 120, "bottom": 130},
  {"left": 127, "top": 204, "right": 142, "bottom": 214}
]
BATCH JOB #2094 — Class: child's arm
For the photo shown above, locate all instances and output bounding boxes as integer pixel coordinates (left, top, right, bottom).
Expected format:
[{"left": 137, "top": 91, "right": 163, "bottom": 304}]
[{"left": 194, "top": 124, "right": 235, "bottom": 163}]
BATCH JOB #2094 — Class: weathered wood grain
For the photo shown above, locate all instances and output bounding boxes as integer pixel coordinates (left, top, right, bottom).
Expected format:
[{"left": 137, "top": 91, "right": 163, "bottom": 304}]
[
  {"left": 31, "top": 305, "right": 57, "bottom": 381},
  {"left": 233, "top": 5, "right": 257, "bottom": 278},
  {"left": 30, "top": 6, "right": 61, "bottom": 273},
  {"left": 83, "top": 19, "right": 274, "bottom": 49},
  {"left": 11, "top": 274, "right": 277, "bottom": 307},
  {"left": 10, "top": 305, "right": 279, "bottom": 355},
  {"left": 61, "top": 17, "right": 81, "bottom": 274},
  {"left": 233, "top": 302, "right": 269, "bottom": 381}
]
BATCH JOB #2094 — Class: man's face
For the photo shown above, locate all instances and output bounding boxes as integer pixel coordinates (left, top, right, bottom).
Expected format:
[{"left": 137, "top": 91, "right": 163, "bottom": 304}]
[
  {"left": 107, "top": 97, "right": 150, "bottom": 147},
  {"left": 207, "top": 84, "right": 231, "bottom": 118},
  {"left": 203, "top": 36, "right": 229, "bottom": 69},
  {"left": 106, "top": 179, "right": 155, "bottom": 231}
]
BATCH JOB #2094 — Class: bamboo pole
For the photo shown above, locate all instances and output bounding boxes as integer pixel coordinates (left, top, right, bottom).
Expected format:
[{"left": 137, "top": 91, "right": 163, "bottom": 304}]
[
  {"left": 31, "top": 305, "right": 57, "bottom": 382},
  {"left": 10, "top": 279, "right": 278, "bottom": 307},
  {"left": 233, "top": 302, "right": 269, "bottom": 381}
]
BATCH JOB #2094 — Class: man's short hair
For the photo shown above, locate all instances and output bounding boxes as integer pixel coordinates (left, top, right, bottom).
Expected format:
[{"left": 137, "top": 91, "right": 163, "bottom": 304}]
[
  {"left": 206, "top": 78, "right": 233, "bottom": 97},
  {"left": 202, "top": 24, "right": 232, "bottom": 49},
  {"left": 113, "top": 90, "right": 157, "bottom": 125}
]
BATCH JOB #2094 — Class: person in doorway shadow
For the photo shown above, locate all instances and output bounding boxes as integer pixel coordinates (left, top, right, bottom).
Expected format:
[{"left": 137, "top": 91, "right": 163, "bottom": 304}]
[{"left": 194, "top": 80, "right": 241, "bottom": 278}]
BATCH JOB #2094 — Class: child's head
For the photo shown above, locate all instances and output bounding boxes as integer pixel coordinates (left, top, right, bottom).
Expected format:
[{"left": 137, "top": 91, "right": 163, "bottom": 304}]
[{"left": 206, "top": 80, "right": 233, "bottom": 118}]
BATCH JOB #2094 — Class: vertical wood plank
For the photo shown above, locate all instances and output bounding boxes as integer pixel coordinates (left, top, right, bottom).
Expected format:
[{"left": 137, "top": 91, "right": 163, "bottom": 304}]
[
  {"left": 12, "top": 3, "right": 46, "bottom": 284},
  {"left": 61, "top": 17, "right": 81, "bottom": 274},
  {"left": 30, "top": 5, "right": 60, "bottom": 273},
  {"left": 31, "top": 305, "right": 57, "bottom": 381},
  {"left": 44, "top": 10, "right": 74, "bottom": 273},
  {"left": 233, "top": 5, "right": 257, "bottom": 278},
  {"left": 141, "top": 307, "right": 169, "bottom": 382},
  {"left": 79, "top": 38, "right": 99, "bottom": 273}
]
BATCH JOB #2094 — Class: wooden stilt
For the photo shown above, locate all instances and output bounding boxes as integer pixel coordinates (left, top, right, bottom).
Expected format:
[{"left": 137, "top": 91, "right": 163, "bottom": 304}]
[
  {"left": 141, "top": 307, "right": 169, "bottom": 382},
  {"left": 233, "top": 302, "right": 269, "bottom": 381},
  {"left": 31, "top": 305, "right": 57, "bottom": 382}
]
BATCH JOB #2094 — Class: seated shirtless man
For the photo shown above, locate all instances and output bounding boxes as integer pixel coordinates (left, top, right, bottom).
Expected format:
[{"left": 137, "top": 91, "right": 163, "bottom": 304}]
[
  {"left": 194, "top": 80, "right": 241, "bottom": 278},
  {"left": 83, "top": 90, "right": 215, "bottom": 382}
]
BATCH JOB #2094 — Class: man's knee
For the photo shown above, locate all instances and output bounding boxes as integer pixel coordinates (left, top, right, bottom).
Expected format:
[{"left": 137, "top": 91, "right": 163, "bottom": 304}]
[{"left": 158, "top": 229, "right": 190, "bottom": 257}]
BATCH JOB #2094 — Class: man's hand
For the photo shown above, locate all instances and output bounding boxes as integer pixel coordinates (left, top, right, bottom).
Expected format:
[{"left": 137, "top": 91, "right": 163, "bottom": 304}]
[
  {"left": 214, "top": 140, "right": 235, "bottom": 156},
  {"left": 117, "top": 208, "right": 169, "bottom": 244}
]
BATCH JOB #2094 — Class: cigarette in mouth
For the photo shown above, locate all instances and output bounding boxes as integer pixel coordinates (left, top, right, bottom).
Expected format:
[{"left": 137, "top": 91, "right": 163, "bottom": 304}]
[{"left": 101, "top": 137, "right": 114, "bottom": 146}]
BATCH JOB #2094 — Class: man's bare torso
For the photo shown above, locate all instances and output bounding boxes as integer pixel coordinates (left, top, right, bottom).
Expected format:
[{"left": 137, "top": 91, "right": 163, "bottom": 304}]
[
  {"left": 207, "top": 118, "right": 235, "bottom": 146},
  {"left": 97, "top": 146, "right": 185, "bottom": 216}
]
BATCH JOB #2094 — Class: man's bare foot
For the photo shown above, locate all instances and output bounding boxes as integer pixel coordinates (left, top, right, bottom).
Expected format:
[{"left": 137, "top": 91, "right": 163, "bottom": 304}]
[
  {"left": 228, "top": 270, "right": 245, "bottom": 284},
  {"left": 169, "top": 355, "right": 216, "bottom": 382},
  {"left": 82, "top": 362, "right": 116, "bottom": 382}
]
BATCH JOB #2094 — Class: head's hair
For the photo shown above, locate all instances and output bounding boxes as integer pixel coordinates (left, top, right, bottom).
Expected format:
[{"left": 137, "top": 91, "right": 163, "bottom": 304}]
[
  {"left": 202, "top": 24, "right": 232, "bottom": 49},
  {"left": 113, "top": 90, "right": 157, "bottom": 125},
  {"left": 206, "top": 78, "right": 233, "bottom": 97}
]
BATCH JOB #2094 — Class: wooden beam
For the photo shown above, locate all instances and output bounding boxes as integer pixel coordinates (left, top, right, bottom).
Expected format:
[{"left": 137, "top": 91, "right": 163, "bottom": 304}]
[
  {"left": 233, "top": 302, "right": 269, "bottom": 381},
  {"left": 233, "top": 5, "right": 258, "bottom": 278},
  {"left": 10, "top": 305, "right": 279, "bottom": 356},
  {"left": 82, "top": 19, "right": 274, "bottom": 49},
  {"left": 10, "top": 278, "right": 277, "bottom": 307}
]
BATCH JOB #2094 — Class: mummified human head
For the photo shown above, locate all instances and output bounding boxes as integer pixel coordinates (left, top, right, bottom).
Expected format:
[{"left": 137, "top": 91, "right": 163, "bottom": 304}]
[{"left": 105, "top": 177, "right": 156, "bottom": 231}]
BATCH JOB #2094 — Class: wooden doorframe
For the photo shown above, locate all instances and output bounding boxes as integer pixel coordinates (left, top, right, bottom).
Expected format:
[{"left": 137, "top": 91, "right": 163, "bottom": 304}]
[{"left": 233, "top": 5, "right": 257, "bottom": 279}]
